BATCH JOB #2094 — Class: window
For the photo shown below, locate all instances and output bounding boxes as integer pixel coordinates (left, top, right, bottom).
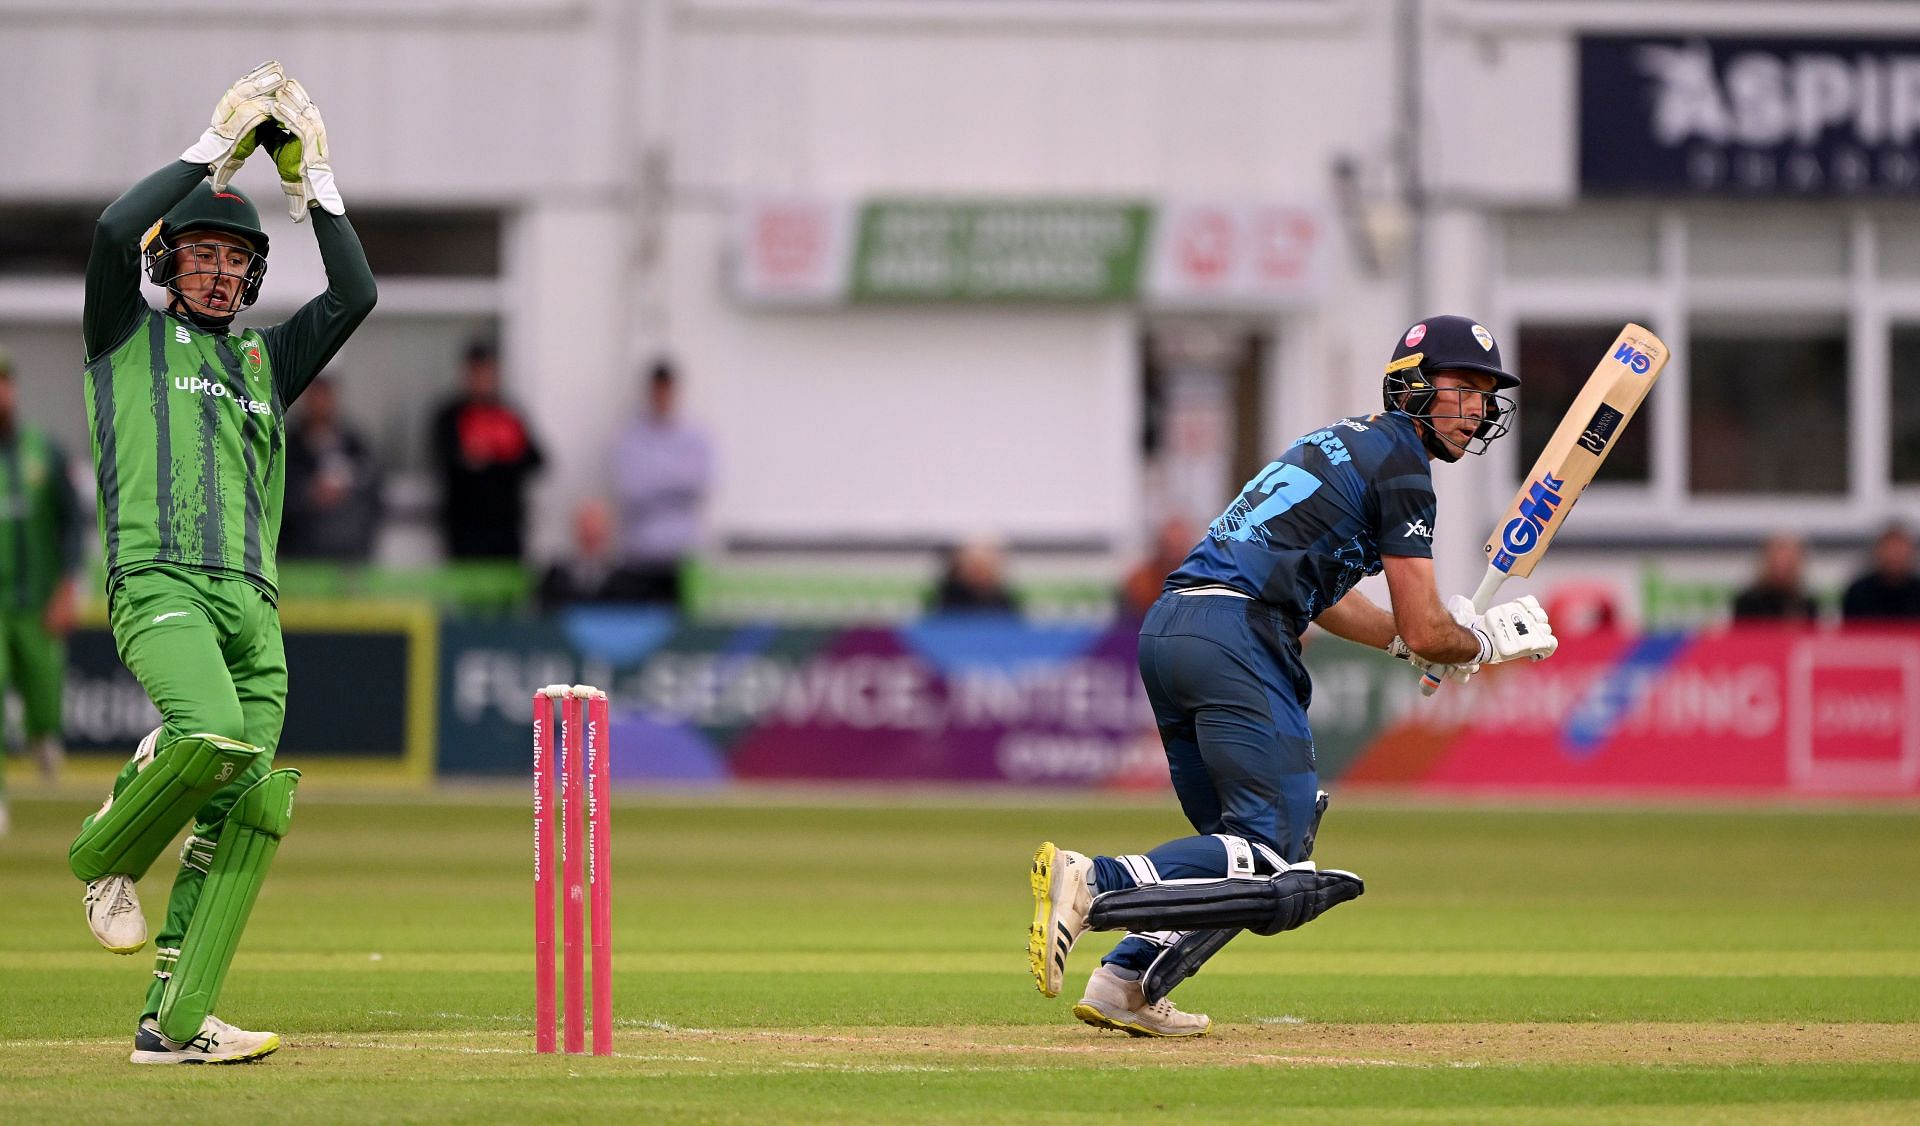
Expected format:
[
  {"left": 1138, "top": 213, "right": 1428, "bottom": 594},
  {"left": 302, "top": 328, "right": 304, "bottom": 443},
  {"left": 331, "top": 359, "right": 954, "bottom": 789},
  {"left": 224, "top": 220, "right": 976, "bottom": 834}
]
[
  {"left": 1513, "top": 323, "right": 1652, "bottom": 484},
  {"left": 1688, "top": 319, "right": 1847, "bottom": 495},
  {"left": 1889, "top": 326, "right": 1920, "bottom": 484}
]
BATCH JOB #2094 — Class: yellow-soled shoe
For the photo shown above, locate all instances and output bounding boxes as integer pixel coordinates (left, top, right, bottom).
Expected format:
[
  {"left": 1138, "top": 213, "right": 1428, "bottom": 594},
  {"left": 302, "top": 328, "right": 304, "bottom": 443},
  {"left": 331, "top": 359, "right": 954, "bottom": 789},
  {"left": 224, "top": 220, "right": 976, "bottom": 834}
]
[
  {"left": 130, "top": 1015, "right": 280, "bottom": 1064},
  {"left": 1072, "top": 964, "right": 1211, "bottom": 1038},
  {"left": 1028, "top": 841, "right": 1094, "bottom": 998}
]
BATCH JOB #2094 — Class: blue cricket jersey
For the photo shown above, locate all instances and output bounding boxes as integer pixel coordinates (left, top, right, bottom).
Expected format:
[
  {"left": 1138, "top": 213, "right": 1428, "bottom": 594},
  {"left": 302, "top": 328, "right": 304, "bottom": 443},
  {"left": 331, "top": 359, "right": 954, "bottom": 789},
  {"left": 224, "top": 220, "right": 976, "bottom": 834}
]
[{"left": 1166, "top": 411, "right": 1437, "bottom": 636}]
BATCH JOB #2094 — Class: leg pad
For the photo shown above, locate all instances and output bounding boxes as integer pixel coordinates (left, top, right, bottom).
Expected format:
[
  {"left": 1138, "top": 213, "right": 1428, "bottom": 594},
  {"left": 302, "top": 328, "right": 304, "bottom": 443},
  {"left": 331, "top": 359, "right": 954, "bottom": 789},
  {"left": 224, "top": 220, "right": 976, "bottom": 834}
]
[
  {"left": 1088, "top": 867, "right": 1364, "bottom": 937},
  {"left": 1142, "top": 928, "right": 1239, "bottom": 1005},
  {"left": 69, "top": 735, "right": 264, "bottom": 882},
  {"left": 156, "top": 768, "right": 299, "bottom": 1044}
]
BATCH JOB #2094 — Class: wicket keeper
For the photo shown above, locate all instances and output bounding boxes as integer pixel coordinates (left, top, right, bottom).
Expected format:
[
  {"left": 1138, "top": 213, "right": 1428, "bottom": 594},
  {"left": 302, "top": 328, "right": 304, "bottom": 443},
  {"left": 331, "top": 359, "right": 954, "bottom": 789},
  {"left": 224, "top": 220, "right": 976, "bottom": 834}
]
[
  {"left": 1028, "top": 316, "right": 1560, "bottom": 1036},
  {"left": 69, "top": 61, "right": 375, "bottom": 1063}
]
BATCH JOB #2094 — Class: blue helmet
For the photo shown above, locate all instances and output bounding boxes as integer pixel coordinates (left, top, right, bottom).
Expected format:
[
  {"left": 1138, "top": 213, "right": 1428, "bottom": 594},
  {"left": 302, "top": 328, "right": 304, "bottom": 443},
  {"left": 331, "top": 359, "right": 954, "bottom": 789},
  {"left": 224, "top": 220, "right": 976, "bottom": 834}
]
[{"left": 1382, "top": 315, "right": 1518, "bottom": 458}]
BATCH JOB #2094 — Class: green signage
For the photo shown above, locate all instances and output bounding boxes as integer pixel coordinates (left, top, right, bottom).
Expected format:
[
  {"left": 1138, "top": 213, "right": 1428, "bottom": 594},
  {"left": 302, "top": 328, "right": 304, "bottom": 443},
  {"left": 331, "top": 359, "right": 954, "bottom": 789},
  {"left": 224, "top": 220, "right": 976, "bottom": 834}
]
[{"left": 850, "top": 200, "right": 1152, "bottom": 302}]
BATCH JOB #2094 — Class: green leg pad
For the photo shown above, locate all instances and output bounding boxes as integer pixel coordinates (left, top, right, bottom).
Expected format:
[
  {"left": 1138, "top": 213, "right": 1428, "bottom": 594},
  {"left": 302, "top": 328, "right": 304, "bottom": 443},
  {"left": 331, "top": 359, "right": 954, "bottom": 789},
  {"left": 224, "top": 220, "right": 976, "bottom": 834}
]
[
  {"left": 68, "top": 735, "right": 265, "bottom": 883},
  {"left": 156, "top": 768, "right": 300, "bottom": 1044}
]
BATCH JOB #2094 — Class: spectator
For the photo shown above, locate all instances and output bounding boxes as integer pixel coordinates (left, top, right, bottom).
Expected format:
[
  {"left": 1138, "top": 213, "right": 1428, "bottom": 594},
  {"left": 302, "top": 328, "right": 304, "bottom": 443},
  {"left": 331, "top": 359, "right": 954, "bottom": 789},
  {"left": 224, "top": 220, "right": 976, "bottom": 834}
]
[
  {"left": 282, "top": 375, "right": 382, "bottom": 560},
  {"left": 1842, "top": 523, "right": 1920, "bottom": 621},
  {"left": 1732, "top": 533, "right": 1819, "bottom": 623},
  {"left": 538, "top": 498, "right": 647, "bottom": 611},
  {"left": 1119, "top": 517, "right": 1200, "bottom": 618},
  {"left": 612, "top": 358, "right": 712, "bottom": 605},
  {"left": 933, "top": 536, "right": 1019, "bottom": 614},
  {"left": 431, "top": 340, "right": 545, "bottom": 560}
]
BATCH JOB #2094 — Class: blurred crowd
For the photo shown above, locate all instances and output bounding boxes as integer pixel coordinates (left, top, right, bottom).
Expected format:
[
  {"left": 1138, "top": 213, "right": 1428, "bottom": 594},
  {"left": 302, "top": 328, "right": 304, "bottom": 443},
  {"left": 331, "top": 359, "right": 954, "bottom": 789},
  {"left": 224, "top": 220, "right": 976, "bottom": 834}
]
[
  {"left": 1730, "top": 524, "right": 1920, "bottom": 625},
  {"left": 275, "top": 340, "right": 716, "bottom": 612}
]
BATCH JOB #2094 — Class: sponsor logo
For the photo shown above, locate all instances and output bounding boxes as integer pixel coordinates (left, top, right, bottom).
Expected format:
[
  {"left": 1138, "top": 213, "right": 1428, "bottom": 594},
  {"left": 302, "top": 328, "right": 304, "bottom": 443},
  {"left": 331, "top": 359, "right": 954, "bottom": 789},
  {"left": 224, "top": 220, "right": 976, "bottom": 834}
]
[
  {"left": 1404, "top": 519, "right": 1433, "bottom": 539},
  {"left": 1335, "top": 418, "right": 1371, "bottom": 432},
  {"left": 151, "top": 611, "right": 190, "bottom": 624},
  {"left": 1491, "top": 548, "right": 1516, "bottom": 572},
  {"left": 1613, "top": 341, "right": 1654, "bottom": 374},
  {"left": 174, "top": 325, "right": 192, "bottom": 345},
  {"left": 1577, "top": 403, "right": 1626, "bottom": 454},
  {"left": 172, "top": 375, "right": 272, "bottom": 415},
  {"left": 1471, "top": 323, "right": 1495, "bottom": 352},
  {"left": 1499, "top": 471, "right": 1566, "bottom": 558},
  {"left": 1404, "top": 323, "right": 1427, "bottom": 347}
]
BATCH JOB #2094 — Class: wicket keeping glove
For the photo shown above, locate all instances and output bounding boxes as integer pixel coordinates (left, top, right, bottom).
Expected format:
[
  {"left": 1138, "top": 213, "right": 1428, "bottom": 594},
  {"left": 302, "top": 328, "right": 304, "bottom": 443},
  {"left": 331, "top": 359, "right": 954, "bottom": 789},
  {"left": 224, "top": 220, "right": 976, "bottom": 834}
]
[
  {"left": 180, "top": 61, "right": 287, "bottom": 190},
  {"left": 261, "top": 78, "right": 343, "bottom": 221},
  {"left": 1468, "top": 594, "right": 1558, "bottom": 666}
]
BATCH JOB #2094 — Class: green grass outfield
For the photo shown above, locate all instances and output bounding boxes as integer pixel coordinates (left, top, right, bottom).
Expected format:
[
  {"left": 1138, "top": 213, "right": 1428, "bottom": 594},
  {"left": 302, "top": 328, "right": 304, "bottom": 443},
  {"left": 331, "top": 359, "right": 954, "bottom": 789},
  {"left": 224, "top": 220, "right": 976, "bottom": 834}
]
[{"left": 1, "top": 789, "right": 1917, "bottom": 1122}]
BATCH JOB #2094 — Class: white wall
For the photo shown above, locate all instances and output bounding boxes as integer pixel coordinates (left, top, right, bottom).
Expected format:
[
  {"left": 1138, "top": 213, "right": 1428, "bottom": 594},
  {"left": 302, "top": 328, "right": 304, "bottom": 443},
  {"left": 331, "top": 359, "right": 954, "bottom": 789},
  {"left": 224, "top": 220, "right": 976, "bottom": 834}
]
[
  {"left": 665, "top": 0, "right": 1405, "bottom": 558},
  {"left": 2, "top": 0, "right": 1899, "bottom": 578}
]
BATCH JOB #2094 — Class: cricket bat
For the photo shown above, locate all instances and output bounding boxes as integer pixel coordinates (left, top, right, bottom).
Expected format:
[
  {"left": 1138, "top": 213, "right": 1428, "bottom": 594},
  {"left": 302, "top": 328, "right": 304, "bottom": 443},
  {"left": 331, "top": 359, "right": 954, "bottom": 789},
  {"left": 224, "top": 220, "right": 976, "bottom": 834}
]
[{"left": 1419, "top": 323, "right": 1669, "bottom": 695}]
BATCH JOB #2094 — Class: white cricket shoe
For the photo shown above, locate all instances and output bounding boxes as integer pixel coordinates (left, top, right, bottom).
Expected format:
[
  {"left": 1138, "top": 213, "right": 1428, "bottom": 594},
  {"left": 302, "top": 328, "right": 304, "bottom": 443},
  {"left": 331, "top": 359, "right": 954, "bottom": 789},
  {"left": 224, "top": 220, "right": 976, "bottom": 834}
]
[
  {"left": 130, "top": 1015, "right": 280, "bottom": 1064},
  {"left": 1072, "top": 963, "right": 1212, "bottom": 1038},
  {"left": 1028, "top": 841, "right": 1095, "bottom": 998},
  {"left": 85, "top": 874, "right": 147, "bottom": 954}
]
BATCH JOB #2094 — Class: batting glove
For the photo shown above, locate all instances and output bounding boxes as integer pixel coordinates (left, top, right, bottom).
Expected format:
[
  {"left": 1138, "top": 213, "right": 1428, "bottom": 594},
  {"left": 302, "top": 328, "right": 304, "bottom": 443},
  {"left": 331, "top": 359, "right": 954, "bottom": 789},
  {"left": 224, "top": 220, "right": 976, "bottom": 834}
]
[
  {"left": 180, "top": 61, "right": 288, "bottom": 191},
  {"left": 261, "top": 78, "right": 343, "bottom": 221},
  {"left": 1470, "top": 595, "right": 1558, "bottom": 666},
  {"left": 1387, "top": 635, "right": 1474, "bottom": 686}
]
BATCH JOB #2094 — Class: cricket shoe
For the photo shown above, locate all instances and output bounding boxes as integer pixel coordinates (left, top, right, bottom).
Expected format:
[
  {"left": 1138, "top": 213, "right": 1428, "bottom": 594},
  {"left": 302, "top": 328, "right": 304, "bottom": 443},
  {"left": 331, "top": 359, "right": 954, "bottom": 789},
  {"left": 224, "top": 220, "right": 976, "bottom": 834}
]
[
  {"left": 1072, "top": 964, "right": 1212, "bottom": 1038},
  {"left": 84, "top": 874, "right": 147, "bottom": 954},
  {"left": 1028, "top": 841, "right": 1095, "bottom": 998},
  {"left": 130, "top": 1015, "right": 280, "bottom": 1064}
]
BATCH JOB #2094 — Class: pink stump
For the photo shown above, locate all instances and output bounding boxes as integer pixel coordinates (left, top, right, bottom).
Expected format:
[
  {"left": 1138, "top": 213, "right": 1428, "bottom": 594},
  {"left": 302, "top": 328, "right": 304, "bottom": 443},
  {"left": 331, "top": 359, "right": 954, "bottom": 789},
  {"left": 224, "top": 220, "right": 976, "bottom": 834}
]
[
  {"left": 532, "top": 691, "right": 556, "bottom": 1053},
  {"left": 587, "top": 691, "right": 613, "bottom": 1056}
]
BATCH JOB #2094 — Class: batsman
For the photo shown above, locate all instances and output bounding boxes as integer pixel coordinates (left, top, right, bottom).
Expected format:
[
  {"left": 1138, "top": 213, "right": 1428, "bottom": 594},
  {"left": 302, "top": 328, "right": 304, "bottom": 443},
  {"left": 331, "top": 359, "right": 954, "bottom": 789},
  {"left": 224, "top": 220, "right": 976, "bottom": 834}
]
[
  {"left": 1028, "top": 316, "right": 1561, "bottom": 1036},
  {"left": 68, "top": 61, "right": 375, "bottom": 1064}
]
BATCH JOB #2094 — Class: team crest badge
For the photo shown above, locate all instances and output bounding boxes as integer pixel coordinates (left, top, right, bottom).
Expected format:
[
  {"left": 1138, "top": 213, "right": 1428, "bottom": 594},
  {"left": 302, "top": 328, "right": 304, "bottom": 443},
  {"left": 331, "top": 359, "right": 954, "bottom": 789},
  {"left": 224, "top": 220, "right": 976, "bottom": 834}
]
[{"left": 244, "top": 340, "right": 263, "bottom": 379}]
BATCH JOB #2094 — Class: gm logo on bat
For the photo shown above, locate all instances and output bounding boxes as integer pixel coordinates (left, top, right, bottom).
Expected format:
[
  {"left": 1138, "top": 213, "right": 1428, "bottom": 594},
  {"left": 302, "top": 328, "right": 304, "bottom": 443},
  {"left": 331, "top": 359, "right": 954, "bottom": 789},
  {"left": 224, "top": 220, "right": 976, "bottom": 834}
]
[
  {"left": 1498, "top": 471, "right": 1566, "bottom": 560},
  {"left": 1613, "top": 341, "right": 1654, "bottom": 374}
]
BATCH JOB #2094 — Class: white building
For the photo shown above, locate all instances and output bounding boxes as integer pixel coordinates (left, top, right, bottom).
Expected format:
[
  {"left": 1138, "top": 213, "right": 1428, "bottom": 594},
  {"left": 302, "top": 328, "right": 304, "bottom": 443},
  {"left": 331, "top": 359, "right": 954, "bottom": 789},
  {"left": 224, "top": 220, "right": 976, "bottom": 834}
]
[{"left": 2, "top": 0, "right": 1916, "bottom": 620}]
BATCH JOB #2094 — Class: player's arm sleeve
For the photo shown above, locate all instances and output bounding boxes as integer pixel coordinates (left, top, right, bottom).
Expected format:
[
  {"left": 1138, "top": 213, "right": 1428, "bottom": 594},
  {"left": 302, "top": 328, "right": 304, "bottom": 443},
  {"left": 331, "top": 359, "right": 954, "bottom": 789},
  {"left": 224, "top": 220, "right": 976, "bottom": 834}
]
[
  {"left": 1375, "top": 473, "right": 1437, "bottom": 558},
  {"left": 261, "top": 210, "right": 378, "bottom": 406},
  {"left": 48, "top": 440, "right": 85, "bottom": 577},
  {"left": 84, "top": 161, "right": 207, "bottom": 361}
]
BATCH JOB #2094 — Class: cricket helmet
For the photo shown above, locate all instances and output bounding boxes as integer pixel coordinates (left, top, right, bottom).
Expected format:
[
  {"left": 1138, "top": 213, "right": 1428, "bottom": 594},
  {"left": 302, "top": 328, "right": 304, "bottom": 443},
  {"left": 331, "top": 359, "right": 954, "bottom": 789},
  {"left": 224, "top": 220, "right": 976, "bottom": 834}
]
[
  {"left": 143, "top": 182, "right": 270, "bottom": 313},
  {"left": 1382, "top": 314, "right": 1518, "bottom": 458}
]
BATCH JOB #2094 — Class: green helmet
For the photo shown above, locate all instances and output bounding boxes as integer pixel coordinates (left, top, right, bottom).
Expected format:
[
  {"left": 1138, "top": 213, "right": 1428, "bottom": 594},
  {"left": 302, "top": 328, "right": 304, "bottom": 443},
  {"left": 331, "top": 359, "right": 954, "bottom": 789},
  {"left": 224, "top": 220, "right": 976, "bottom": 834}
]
[{"left": 143, "top": 182, "right": 270, "bottom": 311}]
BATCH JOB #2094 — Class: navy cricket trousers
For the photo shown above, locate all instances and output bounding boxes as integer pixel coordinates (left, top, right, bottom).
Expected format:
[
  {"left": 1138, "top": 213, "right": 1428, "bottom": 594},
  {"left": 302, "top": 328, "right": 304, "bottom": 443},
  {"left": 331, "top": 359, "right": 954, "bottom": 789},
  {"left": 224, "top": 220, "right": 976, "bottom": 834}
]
[{"left": 1137, "top": 591, "right": 1321, "bottom": 863}]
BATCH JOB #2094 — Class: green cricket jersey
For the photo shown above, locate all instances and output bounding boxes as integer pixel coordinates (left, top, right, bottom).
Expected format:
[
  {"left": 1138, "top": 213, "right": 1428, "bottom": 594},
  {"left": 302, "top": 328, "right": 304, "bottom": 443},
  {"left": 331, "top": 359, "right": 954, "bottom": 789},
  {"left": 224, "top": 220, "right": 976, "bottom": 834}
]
[
  {"left": 0, "top": 423, "right": 82, "bottom": 611},
  {"left": 83, "top": 161, "right": 376, "bottom": 599}
]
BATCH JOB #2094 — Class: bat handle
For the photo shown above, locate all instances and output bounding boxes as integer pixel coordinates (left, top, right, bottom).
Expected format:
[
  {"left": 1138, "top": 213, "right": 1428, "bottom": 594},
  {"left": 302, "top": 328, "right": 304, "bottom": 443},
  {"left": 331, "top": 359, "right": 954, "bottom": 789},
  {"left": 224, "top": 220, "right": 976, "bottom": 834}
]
[{"left": 1415, "top": 567, "right": 1509, "bottom": 697}]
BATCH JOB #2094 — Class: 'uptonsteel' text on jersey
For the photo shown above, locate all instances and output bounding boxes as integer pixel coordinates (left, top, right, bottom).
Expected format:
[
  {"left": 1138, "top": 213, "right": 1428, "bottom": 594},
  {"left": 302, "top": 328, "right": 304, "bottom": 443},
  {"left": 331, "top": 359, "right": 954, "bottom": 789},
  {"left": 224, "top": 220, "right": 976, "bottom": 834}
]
[{"left": 1168, "top": 411, "right": 1437, "bottom": 635}]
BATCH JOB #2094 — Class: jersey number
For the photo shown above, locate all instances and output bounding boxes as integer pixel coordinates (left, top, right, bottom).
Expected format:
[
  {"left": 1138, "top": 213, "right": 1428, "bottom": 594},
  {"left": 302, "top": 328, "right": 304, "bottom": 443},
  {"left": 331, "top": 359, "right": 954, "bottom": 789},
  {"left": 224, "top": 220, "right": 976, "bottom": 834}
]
[{"left": 1216, "top": 461, "right": 1324, "bottom": 542}]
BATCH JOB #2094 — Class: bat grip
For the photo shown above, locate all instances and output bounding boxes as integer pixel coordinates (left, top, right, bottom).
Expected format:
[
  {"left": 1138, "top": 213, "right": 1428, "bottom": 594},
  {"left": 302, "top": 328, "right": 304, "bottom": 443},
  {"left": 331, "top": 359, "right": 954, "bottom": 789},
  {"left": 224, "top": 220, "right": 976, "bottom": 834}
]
[{"left": 1416, "top": 567, "right": 1509, "bottom": 697}]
